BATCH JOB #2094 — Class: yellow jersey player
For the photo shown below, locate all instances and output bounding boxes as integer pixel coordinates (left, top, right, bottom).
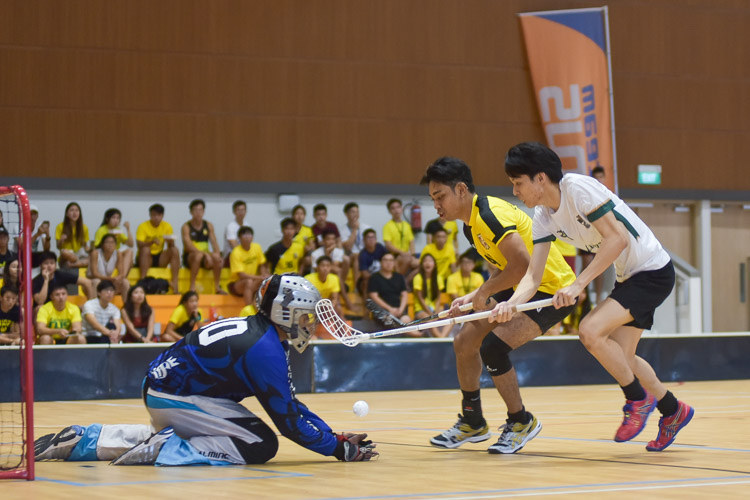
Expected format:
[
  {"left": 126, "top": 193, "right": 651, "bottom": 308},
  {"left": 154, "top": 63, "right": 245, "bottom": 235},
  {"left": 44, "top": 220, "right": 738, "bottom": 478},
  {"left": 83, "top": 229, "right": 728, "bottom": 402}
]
[{"left": 421, "top": 156, "right": 575, "bottom": 454}]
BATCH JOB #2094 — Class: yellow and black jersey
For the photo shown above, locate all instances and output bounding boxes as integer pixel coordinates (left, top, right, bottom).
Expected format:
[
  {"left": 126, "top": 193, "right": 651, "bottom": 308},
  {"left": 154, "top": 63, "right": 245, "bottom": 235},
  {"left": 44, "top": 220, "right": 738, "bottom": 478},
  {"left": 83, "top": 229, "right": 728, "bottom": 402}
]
[
  {"left": 265, "top": 240, "right": 305, "bottom": 275},
  {"left": 463, "top": 194, "right": 574, "bottom": 295}
]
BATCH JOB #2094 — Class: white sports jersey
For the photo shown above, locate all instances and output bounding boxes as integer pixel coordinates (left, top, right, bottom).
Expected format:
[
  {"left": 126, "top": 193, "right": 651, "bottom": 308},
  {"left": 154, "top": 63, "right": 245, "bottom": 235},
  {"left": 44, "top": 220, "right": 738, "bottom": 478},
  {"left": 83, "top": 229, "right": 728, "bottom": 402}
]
[{"left": 532, "top": 174, "right": 670, "bottom": 282}]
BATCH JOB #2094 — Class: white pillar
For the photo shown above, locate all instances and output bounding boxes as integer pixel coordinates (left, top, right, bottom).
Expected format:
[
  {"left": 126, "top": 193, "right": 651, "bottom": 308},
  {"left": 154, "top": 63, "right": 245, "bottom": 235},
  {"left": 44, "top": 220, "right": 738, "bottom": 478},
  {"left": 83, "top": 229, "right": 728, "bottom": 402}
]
[{"left": 694, "top": 200, "right": 712, "bottom": 333}]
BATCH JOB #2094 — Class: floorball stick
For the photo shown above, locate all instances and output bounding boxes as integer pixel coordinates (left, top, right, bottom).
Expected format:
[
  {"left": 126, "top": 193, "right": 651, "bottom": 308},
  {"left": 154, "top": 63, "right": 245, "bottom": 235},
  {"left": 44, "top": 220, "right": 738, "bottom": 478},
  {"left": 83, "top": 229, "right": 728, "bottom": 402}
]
[
  {"left": 365, "top": 299, "right": 475, "bottom": 329},
  {"left": 315, "top": 298, "right": 554, "bottom": 347}
]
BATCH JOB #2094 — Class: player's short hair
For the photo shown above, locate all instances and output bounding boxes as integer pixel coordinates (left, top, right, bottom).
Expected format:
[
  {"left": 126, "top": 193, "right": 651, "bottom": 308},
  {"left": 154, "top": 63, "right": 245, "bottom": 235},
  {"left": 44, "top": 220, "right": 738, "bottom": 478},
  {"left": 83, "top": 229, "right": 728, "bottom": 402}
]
[
  {"left": 363, "top": 228, "right": 376, "bottom": 238},
  {"left": 313, "top": 203, "right": 327, "bottom": 213},
  {"left": 49, "top": 283, "right": 68, "bottom": 295},
  {"left": 321, "top": 228, "right": 337, "bottom": 239},
  {"left": 343, "top": 202, "right": 358, "bottom": 213},
  {"left": 316, "top": 255, "right": 333, "bottom": 266},
  {"left": 591, "top": 165, "right": 605, "bottom": 177},
  {"left": 505, "top": 142, "right": 563, "bottom": 183},
  {"left": 232, "top": 200, "right": 246, "bottom": 211},
  {"left": 237, "top": 226, "right": 254, "bottom": 238},
  {"left": 280, "top": 217, "right": 296, "bottom": 230},
  {"left": 39, "top": 251, "right": 57, "bottom": 265},
  {"left": 386, "top": 198, "right": 402, "bottom": 210},
  {"left": 97, "top": 279, "right": 115, "bottom": 293},
  {"left": 189, "top": 199, "right": 205, "bottom": 210},
  {"left": 149, "top": 203, "right": 165, "bottom": 215},
  {"left": 1, "top": 284, "right": 18, "bottom": 297},
  {"left": 420, "top": 157, "right": 476, "bottom": 193}
]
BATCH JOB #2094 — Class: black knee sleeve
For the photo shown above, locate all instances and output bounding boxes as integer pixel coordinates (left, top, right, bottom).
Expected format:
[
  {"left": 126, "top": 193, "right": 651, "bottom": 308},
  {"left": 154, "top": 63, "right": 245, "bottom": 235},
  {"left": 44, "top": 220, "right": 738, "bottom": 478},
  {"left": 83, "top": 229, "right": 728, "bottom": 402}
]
[
  {"left": 479, "top": 334, "right": 513, "bottom": 377},
  {"left": 228, "top": 418, "right": 279, "bottom": 464}
]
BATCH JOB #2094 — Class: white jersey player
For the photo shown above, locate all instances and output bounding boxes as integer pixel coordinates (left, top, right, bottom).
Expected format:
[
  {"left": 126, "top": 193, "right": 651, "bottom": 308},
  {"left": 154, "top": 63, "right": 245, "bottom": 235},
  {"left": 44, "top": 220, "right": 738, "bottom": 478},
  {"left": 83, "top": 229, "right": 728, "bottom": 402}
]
[{"left": 490, "top": 142, "right": 693, "bottom": 452}]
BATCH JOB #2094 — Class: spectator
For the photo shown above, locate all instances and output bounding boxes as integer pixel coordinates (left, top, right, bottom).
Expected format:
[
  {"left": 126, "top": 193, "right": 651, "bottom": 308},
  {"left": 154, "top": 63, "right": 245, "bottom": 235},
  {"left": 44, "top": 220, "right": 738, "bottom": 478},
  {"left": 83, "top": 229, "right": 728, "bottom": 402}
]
[
  {"left": 265, "top": 218, "right": 305, "bottom": 275},
  {"left": 357, "top": 228, "right": 386, "bottom": 296},
  {"left": 161, "top": 291, "right": 203, "bottom": 343},
  {"left": 32, "top": 251, "right": 94, "bottom": 306},
  {"left": 34, "top": 284, "right": 86, "bottom": 345},
  {"left": 10, "top": 205, "right": 51, "bottom": 265},
  {"left": 0, "top": 227, "right": 17, "bottom": 273},
  {"left": 446, "top": 252, "right": 485, "bottom": 302},
  {"left": 222, "top": 200, "right": 247, "bottom": 261},
  {"left": 181, "top": 199, "right": 225, "bottom": 294},
  {"left": 56, "top": 202, "right": 91, "bottom": 269},
  {"left": 120, "top": 284, "right": 156, "bottom": 343},
  {"left": 340, "top": 202, "right": 370, "bottom": 292},
  {"left": 425, "top": 215, "right": 459, "bottom": 253},
  {"left": 93, "top": 208, "right": 134, "bottom": 279},
  {"left": 413, "top": 254, "right": 451, "bottom": 338},
  {"left": 591, "top": 164, "right": 606, "bottom": 183},
  {"left": 136, "top": 204, "right": 180, "bottom": 293},
  {"left": 311, "top": 204, "right": 340, "bottom": 247},
  {"left": 367, "top": 253, "right": 411, "bottom": 326},
  {"left": 420, "top": 226, "right": 456, "bottom": 281},
  {"left": 81, "top": 280, "right": 122, "bottom": 344},
  {"left": 2, "top": 257, "right": 21, "bottom": 289},
  {"left": 0, "top": 284, "right": 20, "bottom": 345},
  {"left": 382, "top": 198, "right": 418, "bottom": 277},
  {"left": 88, "top": 234, "right": 130, "bottom": 300},
  {"left": 311, "top": 229, "right": 354, "bottom": 311},
  {"left": 291, "top": 204, "right": 316, "bottom": 253},
  {"left": 306, "top": 255, "right": 343, "bottom": 317},
  {"left": 227, "top": 226, "right": 267, "bottom": 305}
]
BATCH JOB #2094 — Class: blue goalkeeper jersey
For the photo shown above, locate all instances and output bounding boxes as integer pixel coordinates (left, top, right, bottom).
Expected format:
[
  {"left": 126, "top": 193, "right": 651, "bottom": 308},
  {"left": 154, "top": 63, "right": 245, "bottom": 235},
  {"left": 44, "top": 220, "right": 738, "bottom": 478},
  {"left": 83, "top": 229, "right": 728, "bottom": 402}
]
[{"left": 146, "top": 314, "right": 338, "bottom": 457}]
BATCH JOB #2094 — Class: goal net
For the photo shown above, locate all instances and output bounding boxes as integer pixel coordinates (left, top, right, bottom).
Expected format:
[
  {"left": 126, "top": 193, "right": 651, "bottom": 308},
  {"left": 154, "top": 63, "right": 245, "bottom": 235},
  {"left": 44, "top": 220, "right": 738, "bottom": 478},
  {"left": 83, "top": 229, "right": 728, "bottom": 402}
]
[{"left": 0, "top": 186, "right": 35, "bottom": 480}]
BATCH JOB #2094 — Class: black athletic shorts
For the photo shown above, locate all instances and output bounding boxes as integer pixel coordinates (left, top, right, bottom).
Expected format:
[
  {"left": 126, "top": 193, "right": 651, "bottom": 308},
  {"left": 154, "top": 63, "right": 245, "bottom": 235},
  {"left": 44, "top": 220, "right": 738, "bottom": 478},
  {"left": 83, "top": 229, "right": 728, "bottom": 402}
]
[
  {"left": 491, "top": 288, "right": 576, "bottom": 335},
  {"left": 609, "top": 260, "right": 675, "bottom": 330}
]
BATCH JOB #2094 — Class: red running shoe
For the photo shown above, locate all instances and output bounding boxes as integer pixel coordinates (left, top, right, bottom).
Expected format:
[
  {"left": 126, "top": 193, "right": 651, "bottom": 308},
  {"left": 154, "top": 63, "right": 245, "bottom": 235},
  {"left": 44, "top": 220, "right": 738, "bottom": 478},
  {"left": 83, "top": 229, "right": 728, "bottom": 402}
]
[
  {"left": 646, "top": 401, "right": 694, "bottom": 451},
  {"left": 614, "top": 394, "right": 657, "bottom": 442}
]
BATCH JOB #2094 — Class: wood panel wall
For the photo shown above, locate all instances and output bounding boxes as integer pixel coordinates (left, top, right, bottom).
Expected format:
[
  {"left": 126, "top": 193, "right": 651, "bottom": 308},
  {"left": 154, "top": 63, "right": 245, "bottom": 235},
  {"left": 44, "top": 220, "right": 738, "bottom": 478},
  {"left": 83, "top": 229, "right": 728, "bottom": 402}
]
[{"left": 1, "top": 0, "right": 748, "bottom": 191}]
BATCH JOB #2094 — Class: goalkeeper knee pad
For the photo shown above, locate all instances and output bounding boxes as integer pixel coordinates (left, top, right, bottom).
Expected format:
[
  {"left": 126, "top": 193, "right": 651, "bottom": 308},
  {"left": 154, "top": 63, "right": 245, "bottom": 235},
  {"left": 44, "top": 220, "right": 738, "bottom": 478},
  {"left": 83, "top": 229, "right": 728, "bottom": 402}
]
[{"left": 480, "top": 334, "right": 513, "bottom": 376}]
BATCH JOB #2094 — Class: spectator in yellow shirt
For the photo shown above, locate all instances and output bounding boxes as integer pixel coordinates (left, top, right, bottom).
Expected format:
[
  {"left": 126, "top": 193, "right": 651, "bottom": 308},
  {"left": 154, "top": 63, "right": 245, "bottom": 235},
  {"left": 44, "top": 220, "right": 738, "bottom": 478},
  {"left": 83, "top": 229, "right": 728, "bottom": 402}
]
[
  {"left": 136, "top": 204, "right": 180, "bottom": 293},
  {"left": 92, "top": 208, "right": 134, "bottom": 280},
  {"left": 421, "top": 226, "right": 457, "bottom": 281},
  {"left": 162, "top": 291, "right": 204, "bottom": 343},
  {"left": 228, "top": 226, "right": 268, "bottom": 305},
  {"left": 413, "top": 254, "right": 451, "bottom": 338},
  {"left": 56, "top": 202, "right": 91, "bottom": 269},
  {"left": 306, "top": 255, "right": 343, "bottom": 317},
  {"left": 35, "top": 284, "right": 86, "bottom": 345},
  {"left": 382, "top": 198, "right": 418, "bottom": 277},
  {"left": 446, "top": 252, "right": 486, "bottom": 302}
]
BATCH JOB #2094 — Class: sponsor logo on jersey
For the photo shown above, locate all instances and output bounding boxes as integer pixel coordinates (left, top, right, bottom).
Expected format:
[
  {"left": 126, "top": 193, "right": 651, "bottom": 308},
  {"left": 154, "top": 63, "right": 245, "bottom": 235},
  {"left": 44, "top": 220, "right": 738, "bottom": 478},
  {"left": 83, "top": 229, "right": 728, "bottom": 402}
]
[
  {"left": 576, "top": 215, "right": 591, "bottom": 229},
  {"left": 150, "top": 356, "right": 180, "bottom": 379},
  {"left": 476, "top": 234, "right": 490, "bottom": 250}
]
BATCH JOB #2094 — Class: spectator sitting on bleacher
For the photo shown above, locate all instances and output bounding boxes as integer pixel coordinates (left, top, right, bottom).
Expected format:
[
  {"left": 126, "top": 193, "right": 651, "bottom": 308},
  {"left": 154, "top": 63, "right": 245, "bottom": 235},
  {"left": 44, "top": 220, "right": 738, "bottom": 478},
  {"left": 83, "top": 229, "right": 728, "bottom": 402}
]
[
  {"left": 382, "top": 198, "right": 419, "bottom": 277},
  {"left": 446, "top": 251, "right": 486, "bottom": 302},
  {"left": 181, "top": 199, "right": 225, "bottom": 295},
  {"left": 311, "top": 203, "right": 340, "bottom": 248},
  {"left": 121, "top": 284, "right": 156, "bottom": 343},
  {"left": 13, "top": 205, "right": 51, "bottom": 266},
  {"left": 413, "top": 253, "right": 450, "bottom": 337},
  {"left": 93, "top": 208, "right": 134, "bottom": 280},
  {"left": 291, "top": 204, "right": 316, "bottom": 253},
  {"left": 81, "top": 279, "right": 123, "bottom": 344},
  {"left": 265, "top": 218, "right": 305, "bottom": 275},
  {"left": 357, "top": 228, "right": 386, "bottom": 296},
  {"left": 311, "top": 229, "right": 354, "bottom": 312},
  {"left": 222, "top": 200, "right": 246, "bottom": 263},
  {"left": 2, "top": 257, "right": 20, "bottom": 289},
  {"left": 162, "top": 291, "right": 203, "bottom": 343},
  {"left": 0, "top": 227, "right": 17, "bottom": 274},
  {"left": 56, "top": 202, "right": 91, "bottom": 269},
  {"left": 306, "top": 255, "right": 343, "bottom": 317},
  {"left": 424, "top": 215, "right": 459, "bottom": 253},
  {"left": 88, "top": 234, "right": 130, "bottom": 301},
  {"left": 420, "top": 226, "right": 456, "bottom": 281},
  {"left": 32, "top": 251, "right": 94, "bottom": 306},
  {"left": 367, "top": 252, "right": 411, "bottom": 328},
  {"left": 0, "top": 284, "right": 20, "bottom": 345},
  {"left": 136, "top": 203, "right": 180, "bottom": 293},
  {"left": 34, "top": 283, "right": 86, "bottom": 345},
  {"left": 228, "top": 226, "right": 268, "bottom": 306},
  {"left": 340, "top": 201, "right": 370, "bottom": 287}
]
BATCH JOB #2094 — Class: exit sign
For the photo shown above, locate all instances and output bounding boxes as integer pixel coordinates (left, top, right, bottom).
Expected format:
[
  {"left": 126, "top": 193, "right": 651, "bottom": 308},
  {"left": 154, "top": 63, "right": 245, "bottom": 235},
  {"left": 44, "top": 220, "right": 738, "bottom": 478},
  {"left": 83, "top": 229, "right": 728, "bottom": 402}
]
[{"left": 637, "top": 164, "right": 662, "bottom": 185}]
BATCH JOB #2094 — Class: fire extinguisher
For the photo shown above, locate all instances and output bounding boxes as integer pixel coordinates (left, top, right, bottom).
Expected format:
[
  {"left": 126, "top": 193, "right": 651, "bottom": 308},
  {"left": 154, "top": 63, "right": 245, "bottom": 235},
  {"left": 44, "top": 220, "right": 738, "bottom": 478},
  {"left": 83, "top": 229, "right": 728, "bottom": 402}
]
[{"left": 405, "top": 199, "right": 422, "bottom": 233}]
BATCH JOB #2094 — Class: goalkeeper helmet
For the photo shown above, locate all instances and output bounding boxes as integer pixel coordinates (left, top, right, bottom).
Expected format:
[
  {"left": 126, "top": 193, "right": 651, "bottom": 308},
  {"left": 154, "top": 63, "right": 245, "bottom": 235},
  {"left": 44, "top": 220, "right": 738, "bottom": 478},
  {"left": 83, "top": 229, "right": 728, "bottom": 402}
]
[{"left": 257, "top": 274, "right": 321, "bottom": 353}]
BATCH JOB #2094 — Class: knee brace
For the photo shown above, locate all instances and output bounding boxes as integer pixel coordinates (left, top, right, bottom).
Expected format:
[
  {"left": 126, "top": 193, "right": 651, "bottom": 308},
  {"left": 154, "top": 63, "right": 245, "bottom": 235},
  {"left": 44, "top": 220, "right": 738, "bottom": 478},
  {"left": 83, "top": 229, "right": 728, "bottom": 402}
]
[{"left": 479, "top": 334, "right": 513, "bottom": 377}]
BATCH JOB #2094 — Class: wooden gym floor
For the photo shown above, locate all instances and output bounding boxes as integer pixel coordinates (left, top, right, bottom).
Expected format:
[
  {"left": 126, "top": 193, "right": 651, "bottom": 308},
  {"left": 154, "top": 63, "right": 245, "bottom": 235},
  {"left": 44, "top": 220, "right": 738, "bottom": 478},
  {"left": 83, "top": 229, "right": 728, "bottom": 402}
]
[{"left": 4, "top": 380, "right": 750, "bottom": 499}]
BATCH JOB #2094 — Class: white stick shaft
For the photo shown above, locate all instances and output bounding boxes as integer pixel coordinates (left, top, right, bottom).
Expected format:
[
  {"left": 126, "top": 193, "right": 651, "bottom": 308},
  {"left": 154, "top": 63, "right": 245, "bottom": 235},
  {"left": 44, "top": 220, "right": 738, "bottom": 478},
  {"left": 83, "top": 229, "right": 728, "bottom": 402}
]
[
  {"left": 362, "top": 298, "right": 554, "bottom": 340},
  {"left": 436, "top": 302, "right": 474, "bottom": 319}
]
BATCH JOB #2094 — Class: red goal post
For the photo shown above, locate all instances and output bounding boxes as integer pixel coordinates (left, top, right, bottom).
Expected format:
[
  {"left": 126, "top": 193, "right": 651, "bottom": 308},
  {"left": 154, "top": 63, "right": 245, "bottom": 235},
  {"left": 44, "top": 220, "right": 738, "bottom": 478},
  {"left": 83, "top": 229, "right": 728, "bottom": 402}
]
[{"left": 0, "top": 185, "right": 35, "bottom": 480}]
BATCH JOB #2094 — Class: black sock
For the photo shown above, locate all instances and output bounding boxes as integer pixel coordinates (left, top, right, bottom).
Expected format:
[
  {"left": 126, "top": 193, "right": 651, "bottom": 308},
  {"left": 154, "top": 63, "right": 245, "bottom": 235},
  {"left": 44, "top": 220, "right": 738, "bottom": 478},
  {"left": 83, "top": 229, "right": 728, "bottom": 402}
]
[
  {"left": 461, "top": 389, "right": 483, "bottom": 425},
  {"left": 621, "top": 377, "right": 647, "bottom": 401},
  {"left": 657, "top": 391, "right": 679, "bottom": 417},
  {"left": 507, "top": 406, "right": 531, "bottom": 424}
]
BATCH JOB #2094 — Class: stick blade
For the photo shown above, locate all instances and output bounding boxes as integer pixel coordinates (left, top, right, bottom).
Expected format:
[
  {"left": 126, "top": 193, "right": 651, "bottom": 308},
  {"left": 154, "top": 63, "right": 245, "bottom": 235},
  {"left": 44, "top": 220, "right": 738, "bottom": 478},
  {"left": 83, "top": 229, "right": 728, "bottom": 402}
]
[{"left": 315, "top": 299, "right": 361, "bottom": 347}]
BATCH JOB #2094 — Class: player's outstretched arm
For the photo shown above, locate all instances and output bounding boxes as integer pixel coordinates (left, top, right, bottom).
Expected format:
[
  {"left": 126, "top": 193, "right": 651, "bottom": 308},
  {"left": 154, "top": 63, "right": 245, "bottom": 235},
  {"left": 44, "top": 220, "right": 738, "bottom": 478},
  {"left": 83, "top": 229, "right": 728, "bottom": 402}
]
[
  {"left": 333, "top": 432, "right": 378, "bottom": 462},
  {"left": 490, "top": 241, "right": 550, "bottom": 323}
]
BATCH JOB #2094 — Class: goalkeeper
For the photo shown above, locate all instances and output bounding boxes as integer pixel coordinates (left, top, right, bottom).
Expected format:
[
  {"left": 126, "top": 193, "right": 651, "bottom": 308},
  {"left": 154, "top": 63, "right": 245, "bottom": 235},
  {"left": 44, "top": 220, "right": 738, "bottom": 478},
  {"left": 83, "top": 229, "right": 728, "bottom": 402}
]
[{"left": 35, "top": 274, "right": 378, "bottom": 465}]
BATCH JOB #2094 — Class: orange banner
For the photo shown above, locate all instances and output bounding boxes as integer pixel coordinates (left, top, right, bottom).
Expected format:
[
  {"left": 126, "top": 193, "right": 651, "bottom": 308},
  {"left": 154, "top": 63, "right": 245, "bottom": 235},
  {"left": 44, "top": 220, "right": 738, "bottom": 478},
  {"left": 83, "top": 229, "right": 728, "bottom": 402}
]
[{"left": 519, "top": 8, "right": 617, "bottom": 192}]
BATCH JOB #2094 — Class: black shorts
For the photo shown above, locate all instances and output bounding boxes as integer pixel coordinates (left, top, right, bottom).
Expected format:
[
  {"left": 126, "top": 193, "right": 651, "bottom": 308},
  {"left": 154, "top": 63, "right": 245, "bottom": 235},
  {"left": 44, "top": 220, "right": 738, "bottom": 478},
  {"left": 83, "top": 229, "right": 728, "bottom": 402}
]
[
  {"left": 491, "top": 288, "right": 575, "bottom": 334},
  {"left": 609, "top": 260, "right": 675, "bottom": 330},
  {"left": 182, "top": 251, "right": 208, "bottom": 268}
]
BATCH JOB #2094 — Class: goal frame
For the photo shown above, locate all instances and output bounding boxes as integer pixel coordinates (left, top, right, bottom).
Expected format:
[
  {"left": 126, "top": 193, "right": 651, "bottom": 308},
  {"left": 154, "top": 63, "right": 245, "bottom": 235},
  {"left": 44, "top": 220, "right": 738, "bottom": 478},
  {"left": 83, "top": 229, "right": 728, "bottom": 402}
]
[{"left": 0, "top": 185, "right": 35, "bottom": 480}]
